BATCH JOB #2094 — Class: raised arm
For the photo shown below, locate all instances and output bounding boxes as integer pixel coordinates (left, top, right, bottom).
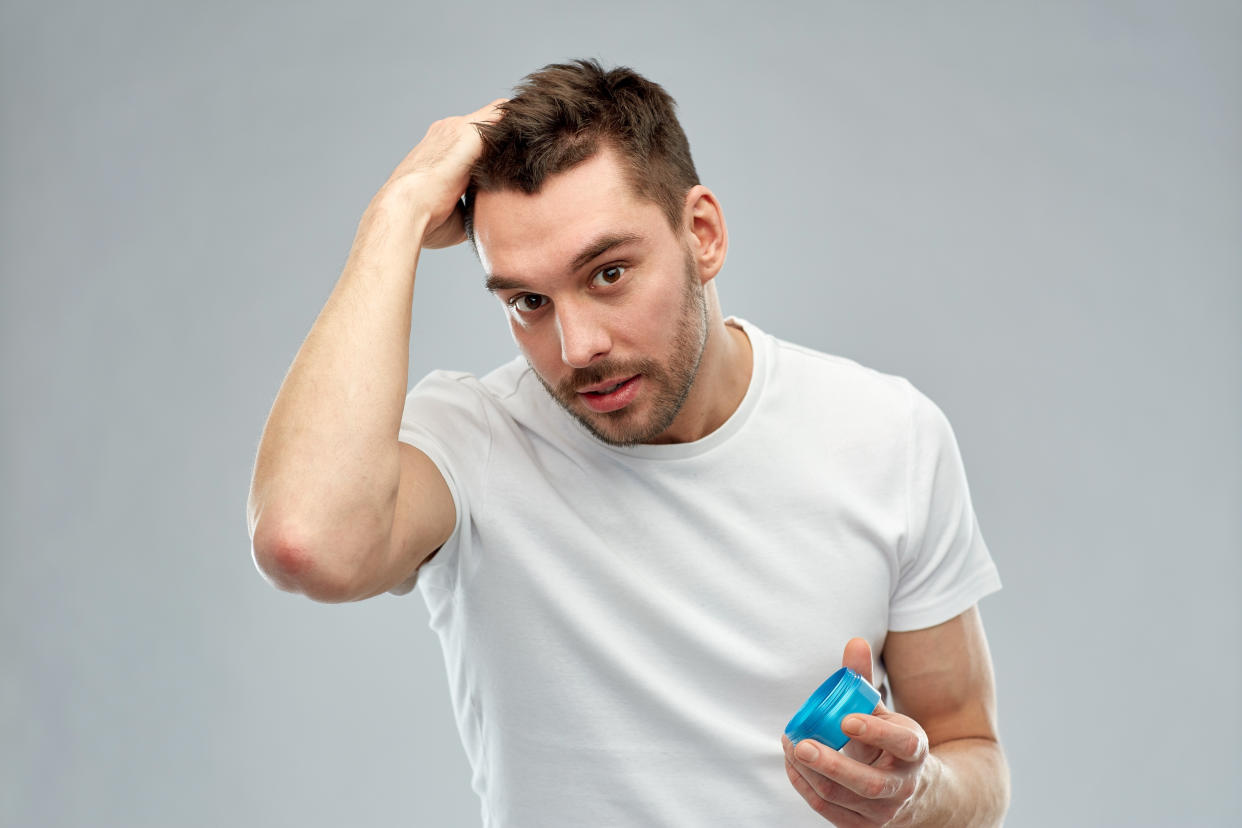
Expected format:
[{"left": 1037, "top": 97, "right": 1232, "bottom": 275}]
[{"left": 246, "top": 100, "right": 504, "bottom": 603}]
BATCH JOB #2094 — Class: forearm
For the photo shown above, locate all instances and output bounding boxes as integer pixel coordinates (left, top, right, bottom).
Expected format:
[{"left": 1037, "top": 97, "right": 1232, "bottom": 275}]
[
  {"left": 891, "top": 737, "right": 1009, "bottom": 828},
  {"left": 248, "top": 188, "right": 429, "bottom": 585}
]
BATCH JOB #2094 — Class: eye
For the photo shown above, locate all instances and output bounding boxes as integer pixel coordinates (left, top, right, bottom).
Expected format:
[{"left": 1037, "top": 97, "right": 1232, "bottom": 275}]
[
  {"left": 591, "top": 265, "right": 626, "bottom": 287},
  {"left": 507, "top": 293, "right": 548, "bottom": 314}
]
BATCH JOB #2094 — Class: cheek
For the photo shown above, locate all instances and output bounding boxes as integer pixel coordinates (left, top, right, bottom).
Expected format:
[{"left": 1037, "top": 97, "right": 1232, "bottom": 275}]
[
  {"left": 602, "top": 285, "right": 682, "bottom": 353},
  {"left": 508, "top": 317, "right": 562, "bottom": 372},
  {"left": 645, "top": 281, "right": 693, "bottom": 335}
]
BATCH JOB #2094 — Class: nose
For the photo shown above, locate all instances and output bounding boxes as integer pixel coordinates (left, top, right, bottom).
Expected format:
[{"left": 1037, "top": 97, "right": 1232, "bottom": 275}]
[{"left": 556, "top": 302, "right": 611, "bottom": 369}]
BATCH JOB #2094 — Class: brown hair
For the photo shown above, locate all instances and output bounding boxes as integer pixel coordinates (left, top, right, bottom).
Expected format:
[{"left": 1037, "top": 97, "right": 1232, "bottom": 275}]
[{"left": 463, "top": 59, "right": 699, "bottom": 242}]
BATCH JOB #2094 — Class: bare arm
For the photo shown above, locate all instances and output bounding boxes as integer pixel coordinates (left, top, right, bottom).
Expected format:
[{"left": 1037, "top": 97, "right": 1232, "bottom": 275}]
[
  {"left": 246, "top": 101, "right": 504, "bottom": 602},
  {"left": 882, "top": 607, "right": 1009, "bottom": 826}
]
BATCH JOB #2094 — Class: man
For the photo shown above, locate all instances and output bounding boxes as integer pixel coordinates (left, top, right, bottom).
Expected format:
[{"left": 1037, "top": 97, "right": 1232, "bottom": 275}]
[{"left": 248, "top": 59, "right": 1009, "bottom": 827}]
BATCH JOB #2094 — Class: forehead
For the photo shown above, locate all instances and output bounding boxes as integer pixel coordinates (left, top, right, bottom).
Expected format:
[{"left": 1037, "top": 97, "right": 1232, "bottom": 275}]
[{"left": 473, "top": 147, "right": 670, "bottom": 281}]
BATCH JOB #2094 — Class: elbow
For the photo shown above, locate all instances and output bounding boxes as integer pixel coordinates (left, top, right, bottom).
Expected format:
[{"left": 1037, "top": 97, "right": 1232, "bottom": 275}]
[
  {"left": 993, "top": 741, "right": 1012, "bottom": 823},
  {"left": 251, "top": 520, "right": 361, "bottom": 603}
]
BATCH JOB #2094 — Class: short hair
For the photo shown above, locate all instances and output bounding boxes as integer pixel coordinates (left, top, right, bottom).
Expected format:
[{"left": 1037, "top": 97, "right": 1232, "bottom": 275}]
[{"left": 463, "top": 59, "right": 700, "bottom": 243}]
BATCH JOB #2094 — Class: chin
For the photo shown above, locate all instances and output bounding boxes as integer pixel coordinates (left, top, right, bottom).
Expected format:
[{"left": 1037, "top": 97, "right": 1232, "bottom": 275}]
[
  {"left": 578, "top": 411, "right": 647, "bottom": 447},
  {"left": 580, "top": 405, "right": 679, "bottom": 447}
]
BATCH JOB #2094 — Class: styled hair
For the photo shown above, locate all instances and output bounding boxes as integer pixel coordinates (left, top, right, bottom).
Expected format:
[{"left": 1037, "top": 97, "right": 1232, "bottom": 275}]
[{"left": 463, "top": 59, "right": 699, "bottom": 242}]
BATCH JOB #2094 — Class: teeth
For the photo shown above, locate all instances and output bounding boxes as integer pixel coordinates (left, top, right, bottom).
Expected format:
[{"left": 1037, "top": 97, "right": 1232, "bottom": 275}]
[{"left": 591, "top": 381, "right": 624, "bottom": 395}]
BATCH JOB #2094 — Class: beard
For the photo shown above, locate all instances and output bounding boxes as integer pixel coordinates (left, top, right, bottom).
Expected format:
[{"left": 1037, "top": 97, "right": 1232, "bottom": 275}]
[{"left": 531, "top": 249, "right": 709, "bottom": 447}]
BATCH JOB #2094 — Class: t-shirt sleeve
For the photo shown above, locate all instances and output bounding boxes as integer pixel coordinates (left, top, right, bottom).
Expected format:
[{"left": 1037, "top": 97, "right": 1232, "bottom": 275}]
[
  {"left": 888, "top": 381, "right": 1001, "bottom": 631},
  {"left": 387, "top": 370, "right": 492, "bottom": 596}
]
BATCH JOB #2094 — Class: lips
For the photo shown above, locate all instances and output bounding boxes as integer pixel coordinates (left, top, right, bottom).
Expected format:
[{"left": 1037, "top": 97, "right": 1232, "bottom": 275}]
[
  {"left": 580, "top": 376, "right": 634, "bottom": 394},
  {"left": 577, "top": 374, "right": 641, "bottom": 413}
]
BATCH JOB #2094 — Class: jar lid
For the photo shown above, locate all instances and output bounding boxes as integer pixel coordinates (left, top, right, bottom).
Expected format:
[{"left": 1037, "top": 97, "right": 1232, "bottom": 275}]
[{"left": 784, "top": 667, "right": 881, "bottom": 750}]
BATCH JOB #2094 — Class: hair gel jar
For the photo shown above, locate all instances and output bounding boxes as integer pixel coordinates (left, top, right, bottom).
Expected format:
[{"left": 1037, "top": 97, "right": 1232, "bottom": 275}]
[{"left": 785, "top": 667, "right": 882, "bottom": 750}]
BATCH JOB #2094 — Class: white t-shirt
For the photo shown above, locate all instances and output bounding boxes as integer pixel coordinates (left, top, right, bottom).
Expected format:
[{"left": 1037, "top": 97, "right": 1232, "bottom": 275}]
[{"left": 393, "top": 318, "right": 1001, "bottom": 827}]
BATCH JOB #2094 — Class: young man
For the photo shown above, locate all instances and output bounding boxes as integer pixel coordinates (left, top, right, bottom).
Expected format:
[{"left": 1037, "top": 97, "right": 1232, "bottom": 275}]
[{"left": 248, "top": 59, "right": 1009, "bottom": 827}]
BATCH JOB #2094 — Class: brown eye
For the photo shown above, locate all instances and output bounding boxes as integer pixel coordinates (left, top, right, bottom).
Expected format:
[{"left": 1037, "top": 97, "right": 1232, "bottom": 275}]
[
  {"left": 591, "top": 266, "right": 625, "bottom": 286},
  {"left": 509, "top": 294, "right": 547, "bottom": 314}
]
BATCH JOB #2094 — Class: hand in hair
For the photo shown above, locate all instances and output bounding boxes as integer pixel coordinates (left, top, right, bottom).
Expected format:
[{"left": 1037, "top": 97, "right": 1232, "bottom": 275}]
[{"left": 375, "top": 99, "right": 506, "bottom": 250}]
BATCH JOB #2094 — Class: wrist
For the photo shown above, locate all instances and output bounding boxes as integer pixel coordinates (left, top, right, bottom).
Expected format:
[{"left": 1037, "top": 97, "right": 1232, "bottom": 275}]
[
  {"left": 369, "top": 178, "right": 434, "bottom": 225},
  {"left": 887, "top": 751, "right": 944, "bottom": 828},
  {"left": 357, "top": 184, "right": 434, "bottom": 253},
  {"left": 886, "top": 738, "right": 1009, "bottom": 828}
]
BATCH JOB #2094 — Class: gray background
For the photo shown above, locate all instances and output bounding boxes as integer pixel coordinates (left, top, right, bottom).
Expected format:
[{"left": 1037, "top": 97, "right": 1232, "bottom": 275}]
[{"left": 3, "top": 1, "right": 1239, "bottom": 826}]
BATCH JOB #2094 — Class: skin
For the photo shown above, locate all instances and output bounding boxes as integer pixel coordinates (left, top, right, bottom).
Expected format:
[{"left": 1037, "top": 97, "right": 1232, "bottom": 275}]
[
  {"left": 472, "top": 144, "right": 750, "bottom": 446},
  {"left": 250, "top": 99, "right": 1009, "bottom": 824}
]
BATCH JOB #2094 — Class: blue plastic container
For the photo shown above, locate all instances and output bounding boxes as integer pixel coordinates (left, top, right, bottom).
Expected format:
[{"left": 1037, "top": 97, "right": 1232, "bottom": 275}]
[{"left": 785, "top": 667, "right": 882, "bottom": 750}]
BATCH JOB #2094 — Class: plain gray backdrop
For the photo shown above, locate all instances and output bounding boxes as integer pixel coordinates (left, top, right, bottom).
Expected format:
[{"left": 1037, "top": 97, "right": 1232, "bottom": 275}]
[{"left": 3, "top": 1, "right": 1239, "bottom": 826}]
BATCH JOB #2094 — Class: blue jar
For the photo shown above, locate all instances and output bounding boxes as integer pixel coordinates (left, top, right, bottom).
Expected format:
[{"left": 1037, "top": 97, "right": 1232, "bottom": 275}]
[{"left": 785, "top": 667, "right": 882, "bottom": 750}]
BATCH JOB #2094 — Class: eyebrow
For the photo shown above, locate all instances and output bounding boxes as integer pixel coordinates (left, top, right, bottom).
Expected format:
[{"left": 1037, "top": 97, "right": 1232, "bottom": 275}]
[{"left": 484, "top": 232, "right": 644, "bottom": 293}]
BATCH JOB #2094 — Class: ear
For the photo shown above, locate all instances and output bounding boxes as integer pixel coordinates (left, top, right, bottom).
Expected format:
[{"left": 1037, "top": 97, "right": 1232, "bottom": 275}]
[{"left": 683, "top": 185, "right": 728, "bottom": 284}]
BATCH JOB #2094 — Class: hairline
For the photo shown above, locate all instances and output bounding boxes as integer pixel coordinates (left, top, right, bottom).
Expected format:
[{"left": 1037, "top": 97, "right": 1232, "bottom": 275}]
[{"left": 466, "top": 140, "right": 691, "bottom": 247}]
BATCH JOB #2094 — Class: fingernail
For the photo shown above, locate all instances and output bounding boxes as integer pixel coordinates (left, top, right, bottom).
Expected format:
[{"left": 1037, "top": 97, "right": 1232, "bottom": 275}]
[
  {"left": 795, "top": 741, "right": 819, "bottom": 763},
  {"left": 843, "top": 716, "right": 865, "bottom": 736}
]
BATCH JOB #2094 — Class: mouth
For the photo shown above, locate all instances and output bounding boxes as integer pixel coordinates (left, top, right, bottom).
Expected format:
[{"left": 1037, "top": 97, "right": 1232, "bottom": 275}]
[{"left": 577, "top": 375, "right": 641, "bottom": 413}]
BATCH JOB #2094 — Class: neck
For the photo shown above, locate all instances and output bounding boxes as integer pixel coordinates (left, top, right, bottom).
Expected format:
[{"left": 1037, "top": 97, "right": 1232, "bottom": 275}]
[{"left": 651, "top": 285, "right": 752, "bottom": 444}]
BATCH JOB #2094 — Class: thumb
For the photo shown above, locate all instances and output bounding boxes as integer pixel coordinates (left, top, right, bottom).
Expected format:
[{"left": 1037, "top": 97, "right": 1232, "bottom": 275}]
[{"left": 842, "top": 637, "right": 874, "bottom": 685}]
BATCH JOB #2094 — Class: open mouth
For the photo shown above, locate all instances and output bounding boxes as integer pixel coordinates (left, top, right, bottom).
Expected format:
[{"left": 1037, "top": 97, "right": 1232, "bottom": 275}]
[
  {"left": 577, "top": 375, "right": 641, "bottom": 413},
  {"left": 586, "top": 380, "right": 627, "bottom": 395}
]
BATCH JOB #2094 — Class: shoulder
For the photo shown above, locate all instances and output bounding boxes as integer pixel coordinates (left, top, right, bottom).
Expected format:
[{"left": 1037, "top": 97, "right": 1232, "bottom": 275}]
[
  {"left": 737, "top": 320, "right": 967, "bottom": 467},
  {"left": 402, "top": 357, "right": 560, "bottom": 451},
  {"left": 405, "top": 357, "right": 529, "bottom": 413},
  {"left": 743, "top": 321, "right": 917, "bottom": 426},
  {"left": 776, "top": 338, "right": 909, "bottom": 394},
  {"left": 761, "top": 332, "right": 972, "bottom": 485}
]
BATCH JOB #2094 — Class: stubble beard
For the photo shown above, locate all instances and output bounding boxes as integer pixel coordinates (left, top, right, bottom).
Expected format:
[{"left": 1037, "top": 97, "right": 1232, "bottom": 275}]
[{"left": 533, "top": 251, "right": 709, "bottom": 447}]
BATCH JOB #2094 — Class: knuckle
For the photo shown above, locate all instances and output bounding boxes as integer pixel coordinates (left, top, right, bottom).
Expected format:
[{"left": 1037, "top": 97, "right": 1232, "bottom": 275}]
[
  {"left": 862, "top": 776, "right": 887, "bottom": 799},
  {"left": 811, "top": 797, "right": 835, "bottom": 817},
  {"left": 819, "top": 778, "right": 847, "bottom": 802}
]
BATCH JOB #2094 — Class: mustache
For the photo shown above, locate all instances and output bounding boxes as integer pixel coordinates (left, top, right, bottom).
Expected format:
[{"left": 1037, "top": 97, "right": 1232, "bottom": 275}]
[{"left": 556, "top": 359, "right": 660, "bottom": 395}]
